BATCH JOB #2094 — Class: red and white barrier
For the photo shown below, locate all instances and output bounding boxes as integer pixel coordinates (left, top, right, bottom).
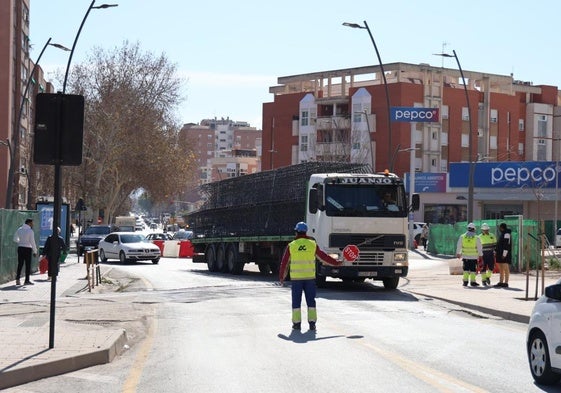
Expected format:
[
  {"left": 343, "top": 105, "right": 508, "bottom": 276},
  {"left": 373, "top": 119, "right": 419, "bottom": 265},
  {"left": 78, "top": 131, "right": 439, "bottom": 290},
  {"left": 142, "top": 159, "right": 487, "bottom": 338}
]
[{"left": 151, "top": 240, "right": 194, "bottom": 258}]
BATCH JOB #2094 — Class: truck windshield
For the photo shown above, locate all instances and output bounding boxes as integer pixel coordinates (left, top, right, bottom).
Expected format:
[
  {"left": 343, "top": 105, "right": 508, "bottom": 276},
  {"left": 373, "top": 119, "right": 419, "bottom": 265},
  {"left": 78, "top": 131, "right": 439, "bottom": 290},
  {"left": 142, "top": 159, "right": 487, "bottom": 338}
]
[{"left": 324, "top": 184, "right": 407, "bottom": 217}]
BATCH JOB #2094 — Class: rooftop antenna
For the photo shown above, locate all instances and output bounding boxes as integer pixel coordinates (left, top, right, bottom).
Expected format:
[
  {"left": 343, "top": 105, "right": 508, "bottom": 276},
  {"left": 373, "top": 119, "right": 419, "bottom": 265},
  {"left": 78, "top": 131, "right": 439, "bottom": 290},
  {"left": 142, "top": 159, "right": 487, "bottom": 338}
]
[{"left": 441, "top": 42, "right": 450, "bottom": 67}]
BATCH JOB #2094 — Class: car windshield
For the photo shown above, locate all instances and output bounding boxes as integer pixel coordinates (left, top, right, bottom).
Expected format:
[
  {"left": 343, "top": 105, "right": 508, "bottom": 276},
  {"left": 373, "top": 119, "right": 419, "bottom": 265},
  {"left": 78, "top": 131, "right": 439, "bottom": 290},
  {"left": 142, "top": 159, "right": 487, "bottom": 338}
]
[
  {"left": 173, "top": 231, "right": 193, "bottom": 240},
  {"left": 86, "top": 226, "right": 110, "bottom": 235},
  {"left": 121, "top": 234, "right": 146, "bottom": 244}
]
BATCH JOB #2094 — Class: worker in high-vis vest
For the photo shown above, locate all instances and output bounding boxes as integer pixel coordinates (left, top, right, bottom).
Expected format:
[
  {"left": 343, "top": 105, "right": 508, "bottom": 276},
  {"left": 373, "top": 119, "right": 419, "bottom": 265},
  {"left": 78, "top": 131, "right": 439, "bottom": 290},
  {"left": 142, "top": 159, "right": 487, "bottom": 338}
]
[
  {"left": 455, "top": 222, "right": 483, "bottom": 287},
  {"left": 279, "top": 222, "right": 341, "bottom": 331},
  {"left": 478, "top": 223, "right": 497, "bottom": 286}
]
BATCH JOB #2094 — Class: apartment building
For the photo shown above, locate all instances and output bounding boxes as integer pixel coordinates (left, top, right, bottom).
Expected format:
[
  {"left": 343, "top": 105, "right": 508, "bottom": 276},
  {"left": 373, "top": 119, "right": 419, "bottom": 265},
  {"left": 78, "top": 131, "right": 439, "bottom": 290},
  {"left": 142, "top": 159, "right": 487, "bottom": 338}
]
[
  {"left": 180, "top": 118, "right": 262, "bottom": 185},
  {"left": 262, "top": 62, "right": 561, "bottom": 223},
  {"left": 0, "top": 0, "right": 54, "bottom": 210}
]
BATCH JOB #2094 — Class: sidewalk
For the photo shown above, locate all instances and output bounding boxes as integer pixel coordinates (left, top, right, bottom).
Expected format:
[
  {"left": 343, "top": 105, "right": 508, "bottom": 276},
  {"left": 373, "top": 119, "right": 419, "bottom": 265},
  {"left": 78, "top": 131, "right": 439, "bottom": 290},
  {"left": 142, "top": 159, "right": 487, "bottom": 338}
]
[
  {"left": 0, "top": 255, "right": 128, "bottom": 390},
  {"left": 0, "top": 250, "right": 560, "bottom": 389}
]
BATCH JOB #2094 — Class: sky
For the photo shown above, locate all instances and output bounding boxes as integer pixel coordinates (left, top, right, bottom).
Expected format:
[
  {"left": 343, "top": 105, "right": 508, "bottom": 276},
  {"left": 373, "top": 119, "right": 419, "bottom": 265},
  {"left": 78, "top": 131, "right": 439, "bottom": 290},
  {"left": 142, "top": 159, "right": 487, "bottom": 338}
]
[{"left": 30, "top": 0, "right": 561, "bottom": 130}]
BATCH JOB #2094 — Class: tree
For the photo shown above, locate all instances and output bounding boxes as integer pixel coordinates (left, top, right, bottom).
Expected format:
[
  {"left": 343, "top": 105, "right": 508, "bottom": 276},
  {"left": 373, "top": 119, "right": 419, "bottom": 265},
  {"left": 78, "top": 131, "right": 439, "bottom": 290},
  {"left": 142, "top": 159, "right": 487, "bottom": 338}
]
[{"left": 39, "top": 41, "right": 197, "bottom": 223}]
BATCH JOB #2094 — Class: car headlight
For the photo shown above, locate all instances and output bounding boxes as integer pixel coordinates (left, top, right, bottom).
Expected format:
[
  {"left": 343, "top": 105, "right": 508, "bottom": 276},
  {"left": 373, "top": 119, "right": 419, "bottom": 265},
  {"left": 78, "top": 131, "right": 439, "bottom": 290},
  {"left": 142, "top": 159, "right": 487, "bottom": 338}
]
[{"left": 394, "top": 252, "right": 408, "bottom": 266}]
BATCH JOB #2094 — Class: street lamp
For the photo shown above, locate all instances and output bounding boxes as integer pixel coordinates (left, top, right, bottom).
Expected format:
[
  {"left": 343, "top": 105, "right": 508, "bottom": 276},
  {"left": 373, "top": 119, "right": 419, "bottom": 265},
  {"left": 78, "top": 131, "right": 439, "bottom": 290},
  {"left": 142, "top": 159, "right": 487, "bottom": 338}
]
[
  {"left": 434, "top": 50, "right": 475, "bottom": 222},
  {"left": 5, "top": 38, "right": 70, "bottom": 209},
  {"left": 343, "top": 21, "right": 393, "bottom": 171},
  {"left": 48, "top": 0, "right": 118, "bottom": 350}
]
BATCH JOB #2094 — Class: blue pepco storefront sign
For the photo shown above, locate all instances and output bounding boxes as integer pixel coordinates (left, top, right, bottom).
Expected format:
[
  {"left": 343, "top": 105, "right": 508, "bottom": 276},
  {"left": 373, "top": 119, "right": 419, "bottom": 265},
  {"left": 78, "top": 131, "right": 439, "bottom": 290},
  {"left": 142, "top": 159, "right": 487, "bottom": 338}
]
[
  {"left": 390, "top": 107, "right": 440, "bottom": 123},
  {"left": 450, "top": 161, "right": 560, "bottom": 188}
]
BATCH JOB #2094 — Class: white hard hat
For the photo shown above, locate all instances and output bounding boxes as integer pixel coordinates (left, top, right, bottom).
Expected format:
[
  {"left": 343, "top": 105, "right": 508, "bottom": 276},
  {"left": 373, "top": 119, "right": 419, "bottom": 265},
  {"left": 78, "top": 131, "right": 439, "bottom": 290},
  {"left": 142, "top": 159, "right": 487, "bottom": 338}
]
[
  {"left": 467, "top": 222, "right": 476, "bottom": 230},
  {"left": 481, "top": 223, "right": 490, "bottom": 230}
]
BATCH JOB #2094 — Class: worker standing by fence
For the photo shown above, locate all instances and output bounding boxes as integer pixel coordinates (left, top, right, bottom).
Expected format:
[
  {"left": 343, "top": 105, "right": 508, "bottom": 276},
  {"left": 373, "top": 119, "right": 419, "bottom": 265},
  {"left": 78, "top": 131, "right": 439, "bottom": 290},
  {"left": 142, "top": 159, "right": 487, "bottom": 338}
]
[{"left": 478, "top": 223, "right": 497, "bottom": 286}]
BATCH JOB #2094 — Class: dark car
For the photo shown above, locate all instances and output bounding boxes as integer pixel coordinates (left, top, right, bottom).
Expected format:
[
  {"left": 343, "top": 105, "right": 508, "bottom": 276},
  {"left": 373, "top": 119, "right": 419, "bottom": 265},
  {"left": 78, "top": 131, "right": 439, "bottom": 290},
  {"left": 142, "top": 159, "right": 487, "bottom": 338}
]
[{"left": 76, "top": 225, "right": 112, "bottom": 256}]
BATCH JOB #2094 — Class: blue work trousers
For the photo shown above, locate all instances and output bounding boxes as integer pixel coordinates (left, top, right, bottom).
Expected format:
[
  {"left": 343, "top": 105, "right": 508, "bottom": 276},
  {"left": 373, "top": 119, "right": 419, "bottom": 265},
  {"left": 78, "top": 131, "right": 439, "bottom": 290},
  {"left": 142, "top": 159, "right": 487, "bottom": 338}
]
[{"left": 291, "top": 279, "right": 316, "bottom": 309}]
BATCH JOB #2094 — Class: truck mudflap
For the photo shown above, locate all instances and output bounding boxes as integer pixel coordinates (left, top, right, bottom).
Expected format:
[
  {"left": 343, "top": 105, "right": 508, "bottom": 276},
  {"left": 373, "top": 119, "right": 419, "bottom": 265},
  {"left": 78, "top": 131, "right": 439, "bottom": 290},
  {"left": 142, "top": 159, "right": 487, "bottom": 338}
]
[{"left": 318, "top": 264, "right": 408, "bottom": 279}]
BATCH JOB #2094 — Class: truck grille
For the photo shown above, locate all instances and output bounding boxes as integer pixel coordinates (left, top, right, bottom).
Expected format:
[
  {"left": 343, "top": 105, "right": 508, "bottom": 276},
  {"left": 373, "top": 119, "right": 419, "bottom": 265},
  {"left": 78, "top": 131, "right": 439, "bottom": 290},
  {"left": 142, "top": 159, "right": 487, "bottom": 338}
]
[
  {"left": 330, "top": 233, "right": 406, "bottom": 250},
  {"left": 352, "top": 251, "right": 385, "bottom": 265}
]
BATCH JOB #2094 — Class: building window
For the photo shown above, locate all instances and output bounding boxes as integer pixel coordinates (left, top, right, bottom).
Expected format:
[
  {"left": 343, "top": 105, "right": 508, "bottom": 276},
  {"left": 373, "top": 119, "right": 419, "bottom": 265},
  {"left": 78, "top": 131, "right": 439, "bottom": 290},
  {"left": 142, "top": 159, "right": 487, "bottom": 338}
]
[
  {"left": 301, "top": 111, "right": 309, "bottom": 126},
  {"left": 462, "top": 107, "right": 469, "bottom": 121},
  {"left": 461, "top": 134, "right": 469, "bottom": 147},
  {"left": 490, "top": 109, "right": 498, "bottom": 123},
  {"left": 537, "top": 115, "right": 547, "bottom": 137},
  {"left": 441, "top": 105, "right": 449, "bottom": 119},
  {"left": 519, "top": 119, "right": 525, "bottom": 131},
  {"left": 300, "top": 135, "right": 308, "bottom": 151}
]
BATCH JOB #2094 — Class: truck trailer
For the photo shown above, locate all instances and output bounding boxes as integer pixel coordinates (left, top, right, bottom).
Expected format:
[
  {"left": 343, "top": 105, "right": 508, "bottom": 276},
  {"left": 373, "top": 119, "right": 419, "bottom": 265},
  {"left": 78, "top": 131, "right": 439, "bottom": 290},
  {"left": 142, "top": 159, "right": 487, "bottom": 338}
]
[{"left": 187, "top": 162, "right": 418, "bottom": 289}]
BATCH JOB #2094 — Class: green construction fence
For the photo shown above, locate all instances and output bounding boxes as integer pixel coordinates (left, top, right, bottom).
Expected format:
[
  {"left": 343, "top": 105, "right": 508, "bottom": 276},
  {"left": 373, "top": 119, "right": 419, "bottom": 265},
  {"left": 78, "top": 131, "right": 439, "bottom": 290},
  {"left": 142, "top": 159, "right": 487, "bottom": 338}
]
[
  {"left": 426, "top": 217, "right": 544, "bottom": 272},
  {"left": 0, "top": 209, "right": 40, "bottom": 284}
]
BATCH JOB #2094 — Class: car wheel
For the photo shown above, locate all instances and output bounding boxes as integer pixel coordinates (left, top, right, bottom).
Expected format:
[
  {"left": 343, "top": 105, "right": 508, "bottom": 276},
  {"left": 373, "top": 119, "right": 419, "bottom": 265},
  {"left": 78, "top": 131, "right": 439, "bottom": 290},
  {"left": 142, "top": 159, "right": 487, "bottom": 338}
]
[
  {"left": 99, "top": 249, "right": 108, "bottom": 263},
  {"left": 528, "top": 330, "right": 561, "bottom": 385},
  {"left": 119, "top": 251, "right": 127, "bottom": 264},
  {"left": 152, "top": 257, "right": 160, "bottom": 264}
]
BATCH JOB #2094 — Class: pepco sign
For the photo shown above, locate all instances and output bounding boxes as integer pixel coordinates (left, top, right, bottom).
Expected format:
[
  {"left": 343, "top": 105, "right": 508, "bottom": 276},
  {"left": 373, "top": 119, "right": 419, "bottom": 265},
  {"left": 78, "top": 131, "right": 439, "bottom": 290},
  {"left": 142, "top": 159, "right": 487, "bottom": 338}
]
[{"left": 390, "top": 107, "right": 440, "bottom": 123}]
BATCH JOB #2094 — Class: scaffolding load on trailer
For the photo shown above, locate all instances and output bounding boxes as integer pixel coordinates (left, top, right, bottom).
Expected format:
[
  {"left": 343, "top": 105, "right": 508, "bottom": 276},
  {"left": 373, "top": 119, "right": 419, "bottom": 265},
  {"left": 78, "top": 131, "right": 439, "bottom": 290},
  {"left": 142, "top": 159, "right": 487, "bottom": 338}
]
[{"left": 189, "top": 162, "right": 371, "bottom": 238}]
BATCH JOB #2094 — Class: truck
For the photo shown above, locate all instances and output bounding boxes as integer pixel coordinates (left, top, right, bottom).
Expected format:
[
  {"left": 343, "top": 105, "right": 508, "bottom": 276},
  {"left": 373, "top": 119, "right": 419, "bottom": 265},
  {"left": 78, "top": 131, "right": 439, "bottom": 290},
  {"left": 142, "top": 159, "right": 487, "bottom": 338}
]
[
  {"left": 187, "top": 162, "right": 419, "bottom": 289},
  {"left": 114, "top": 216, "right": 136, "bottom": 232}
]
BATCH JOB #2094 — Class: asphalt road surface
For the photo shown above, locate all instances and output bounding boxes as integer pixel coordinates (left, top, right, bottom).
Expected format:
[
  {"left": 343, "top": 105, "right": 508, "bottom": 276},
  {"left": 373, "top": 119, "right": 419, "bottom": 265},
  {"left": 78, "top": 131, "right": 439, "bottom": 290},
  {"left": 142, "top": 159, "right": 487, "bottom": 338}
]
[{"left": 4, "top": 257, "right": 545, "bottom": 393}]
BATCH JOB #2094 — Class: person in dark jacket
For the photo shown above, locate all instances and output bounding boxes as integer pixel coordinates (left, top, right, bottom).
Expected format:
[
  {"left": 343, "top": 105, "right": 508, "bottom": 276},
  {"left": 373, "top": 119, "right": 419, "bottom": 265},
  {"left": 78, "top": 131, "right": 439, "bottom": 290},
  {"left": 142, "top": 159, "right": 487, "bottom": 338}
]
[
  {"left": 41, "top": 227, "right": 67, "bottom": 280},
  {"left": 494, "top": 222, "right": 512, "bottom": 288}
]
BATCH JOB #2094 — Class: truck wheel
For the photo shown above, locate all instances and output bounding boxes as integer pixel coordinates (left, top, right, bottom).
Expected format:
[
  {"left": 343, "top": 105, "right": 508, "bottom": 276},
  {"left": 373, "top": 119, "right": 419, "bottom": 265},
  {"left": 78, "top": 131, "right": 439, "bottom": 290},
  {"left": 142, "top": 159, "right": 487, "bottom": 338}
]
[
  {"left": 226, "top": 244, "right": 244, "bottom": 275},
  {"left": 383, "top": 277, "right": 399, "bottom": 290},
  {"left": 216, "top": 243, "right": 227, "bottom": 272},
  {"left": 206, "top": 244, "right": 217, "bottom": 272},
  {"left": 258, "top": 263, "right": 270, "bottom": 274}
]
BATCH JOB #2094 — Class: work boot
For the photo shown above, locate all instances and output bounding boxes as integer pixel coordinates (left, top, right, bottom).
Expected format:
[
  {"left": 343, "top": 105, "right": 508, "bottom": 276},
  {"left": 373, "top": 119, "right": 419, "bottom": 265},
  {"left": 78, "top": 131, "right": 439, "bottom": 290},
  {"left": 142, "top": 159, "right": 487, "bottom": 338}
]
[
  {"left": 309, "top": 322, "right": 316, "bottom": 331},
  {"left": 503, "top": 283, "right": 509, "bottom": 288},
  {"left": 463, "top": 281, "right": 468, "bottom": 287},
  {"left": 470, "top": 281, "right": 479, "bottom": 287},
  {"left": 494, "top": 282, "right": 503, "bottom": 288},
  {"left": 24, "top": 281, "right": 34, "bottom": 285},
  {"left": 15, "top": 279, "right": 20, "bottom": 286},
  {"left": 292, "top": 322, "right": 301, "bottom": 330},
  {"left": 483, "top": 279, "right": 489, "bottom": 287}
]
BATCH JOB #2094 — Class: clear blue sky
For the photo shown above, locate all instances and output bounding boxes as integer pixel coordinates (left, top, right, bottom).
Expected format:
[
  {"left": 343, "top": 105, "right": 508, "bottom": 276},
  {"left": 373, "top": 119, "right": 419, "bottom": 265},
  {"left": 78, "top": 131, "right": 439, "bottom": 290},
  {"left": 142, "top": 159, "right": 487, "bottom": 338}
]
[{"left": 30, "top": 0, "right": 561, "bottom": 129}]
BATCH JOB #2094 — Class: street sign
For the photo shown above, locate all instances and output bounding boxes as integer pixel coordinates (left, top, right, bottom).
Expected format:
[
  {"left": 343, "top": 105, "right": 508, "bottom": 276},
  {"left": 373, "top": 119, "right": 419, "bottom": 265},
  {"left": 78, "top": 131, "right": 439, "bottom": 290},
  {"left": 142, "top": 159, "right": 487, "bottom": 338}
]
[{"left": 343, "top": 244, "right": 360, "bottom": 262}]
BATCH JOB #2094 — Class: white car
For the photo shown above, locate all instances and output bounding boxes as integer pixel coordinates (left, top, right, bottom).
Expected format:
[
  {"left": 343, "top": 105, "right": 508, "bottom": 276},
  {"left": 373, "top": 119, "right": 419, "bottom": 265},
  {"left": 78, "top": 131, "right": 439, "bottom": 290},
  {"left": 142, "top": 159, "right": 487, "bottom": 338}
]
[
  {"left": 527, "top": 279, "right": 561, "bottom": 385},
  {"left": 98, "top": 232, "right": 161, "bottom": 264},
  {"left": 413, "top": 222, "right": 426, "bottom": 244}
]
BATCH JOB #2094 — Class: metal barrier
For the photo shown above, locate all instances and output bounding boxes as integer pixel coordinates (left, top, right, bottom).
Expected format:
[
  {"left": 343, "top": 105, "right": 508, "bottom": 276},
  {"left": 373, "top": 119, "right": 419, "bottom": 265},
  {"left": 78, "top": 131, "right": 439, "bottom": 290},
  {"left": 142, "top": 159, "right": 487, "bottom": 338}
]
[{"left": 85, "top": 249, "right": 100, "bottom": 291}]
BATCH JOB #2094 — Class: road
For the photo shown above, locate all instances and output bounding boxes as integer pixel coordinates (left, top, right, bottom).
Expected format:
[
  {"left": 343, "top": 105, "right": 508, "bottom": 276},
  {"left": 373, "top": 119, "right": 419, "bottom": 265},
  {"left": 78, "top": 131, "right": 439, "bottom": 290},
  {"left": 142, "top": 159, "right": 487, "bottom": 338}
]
[{"left": 5, "top": 256, "right": 544, "bottom": 393}]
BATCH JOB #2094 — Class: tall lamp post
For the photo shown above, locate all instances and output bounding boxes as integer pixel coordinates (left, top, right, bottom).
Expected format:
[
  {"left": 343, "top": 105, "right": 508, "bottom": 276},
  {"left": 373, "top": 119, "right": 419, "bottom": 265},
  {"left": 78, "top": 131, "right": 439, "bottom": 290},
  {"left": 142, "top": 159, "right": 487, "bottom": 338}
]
[
  {"left": 343, "top": 21, "right": 393, "bottom": 171},
  {"left": 5, "top": 38, "right": 69, "bottom": 209},
  {"left": 434, "top": 50, "right": 475, "bottom": 222},
  {"left": 47, "top": 0, "right": 118, "bottom": 349}
]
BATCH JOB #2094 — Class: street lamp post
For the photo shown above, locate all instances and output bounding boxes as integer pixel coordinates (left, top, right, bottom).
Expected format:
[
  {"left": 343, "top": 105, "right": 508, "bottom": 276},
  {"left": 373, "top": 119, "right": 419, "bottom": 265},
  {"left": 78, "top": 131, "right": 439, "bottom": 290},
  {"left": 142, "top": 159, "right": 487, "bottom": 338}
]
[
  {"left": 434, "top": 50, "right": 475, "bottom": 222},
  {"left": 47, "top": 0, "right": 118, "bottom": 349},
  {"left": 5, "top": 38, "right": 69, "bottom": 209},
  {"left": 343, "top": 21, "right": 393, "bottom": 172}
]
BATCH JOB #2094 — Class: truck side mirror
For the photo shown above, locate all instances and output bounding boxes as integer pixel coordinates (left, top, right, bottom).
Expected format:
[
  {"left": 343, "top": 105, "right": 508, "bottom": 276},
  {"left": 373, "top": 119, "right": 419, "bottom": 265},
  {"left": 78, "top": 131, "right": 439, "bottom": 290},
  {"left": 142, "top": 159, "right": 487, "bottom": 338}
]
[
  {"left": 309, "top": 188, "right": 318, "bottom": 213},
  {"left": 309, "top": 184, "right": 325, "bottom": 213}
]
